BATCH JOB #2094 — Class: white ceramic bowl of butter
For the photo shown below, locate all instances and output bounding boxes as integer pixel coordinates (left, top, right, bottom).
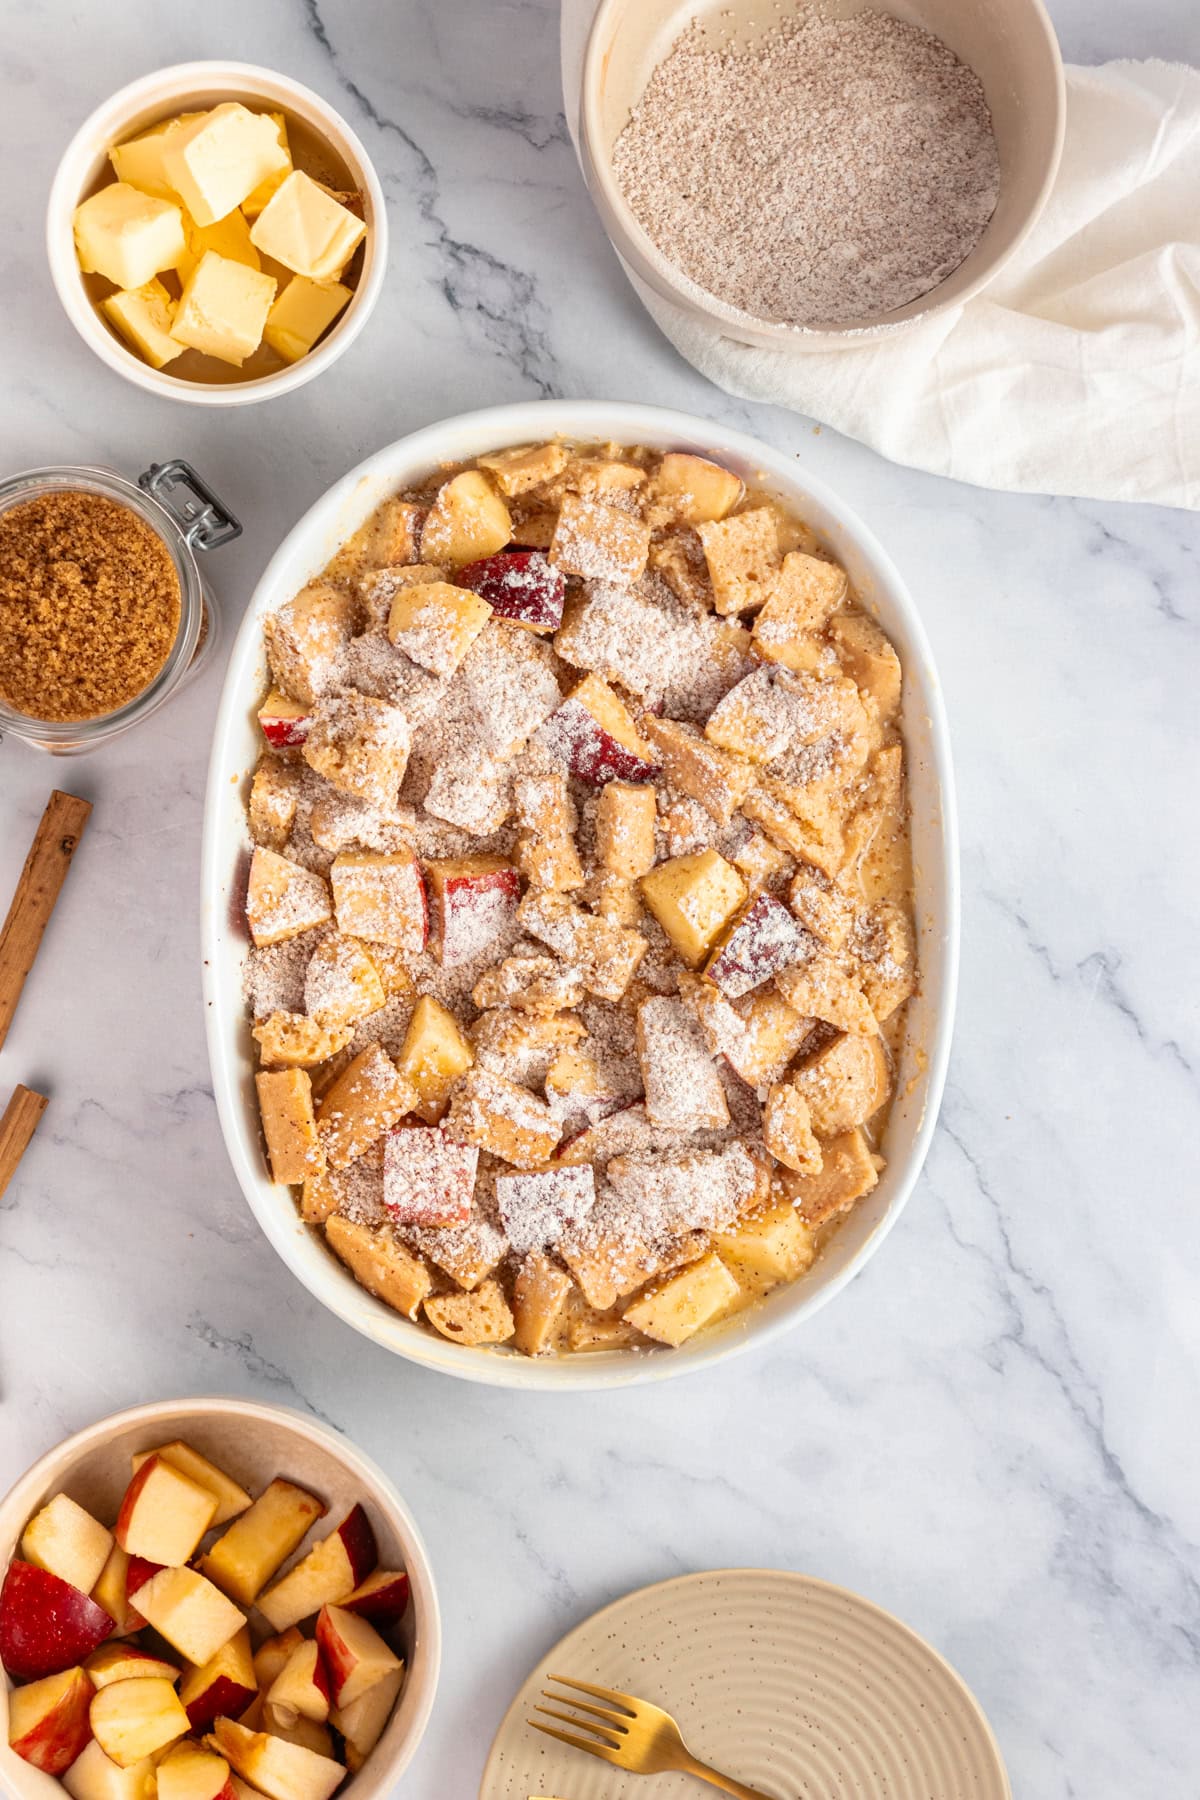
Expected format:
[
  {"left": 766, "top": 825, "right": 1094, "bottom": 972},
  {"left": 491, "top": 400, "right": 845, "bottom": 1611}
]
[
  {"left": 202, "top": 399, "right": 960, "bottom": 1391},
  {"left": 47, "top": 62, "right": 388, "bottom": 406}
]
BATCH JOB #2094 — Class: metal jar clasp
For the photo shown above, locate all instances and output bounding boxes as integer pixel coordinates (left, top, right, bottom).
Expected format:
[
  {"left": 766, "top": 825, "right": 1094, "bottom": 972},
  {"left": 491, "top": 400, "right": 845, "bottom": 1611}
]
[{"left": 138, "top": 459, "right": 242, "bottom": 553}]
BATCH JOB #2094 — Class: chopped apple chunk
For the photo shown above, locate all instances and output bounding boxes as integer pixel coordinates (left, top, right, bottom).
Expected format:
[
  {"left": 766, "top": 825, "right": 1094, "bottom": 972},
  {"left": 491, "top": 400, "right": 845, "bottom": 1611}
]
[
  {"left": 623, "top": 1251, "right": 741, "bottom": 1346},
  {"left": 396, "top": 993, "right": 474, "bottom": 1124},
  {"left": 246, "top": 850, "right": 332, "bottom": 948},
  {"left": 639, "top": 848, "right": 747, "bottom": 968},
  {"left": 421, "top": 468, "right": 512, "bottom": 569}
]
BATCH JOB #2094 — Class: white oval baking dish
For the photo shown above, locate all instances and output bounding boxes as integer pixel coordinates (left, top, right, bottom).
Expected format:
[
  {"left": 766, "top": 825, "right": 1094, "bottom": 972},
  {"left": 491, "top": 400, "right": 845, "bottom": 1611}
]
[{"left": 201, "top": 401, "right": 959, "bottom": 1389}]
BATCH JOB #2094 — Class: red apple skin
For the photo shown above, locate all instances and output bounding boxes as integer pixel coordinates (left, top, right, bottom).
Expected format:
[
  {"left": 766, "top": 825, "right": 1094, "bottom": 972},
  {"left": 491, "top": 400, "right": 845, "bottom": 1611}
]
[
  {"left": 0, "top": 1562, "right": 114, "bottom": 1681},
  {"left": 455, "top": 550, "right": 565, "bottom": 632},
  {"left": 313, "top": 1610, "right": 352, "bottom": 1705},
  {"left": 343, "top": 1570, "right": 410, "bottom": 1629},
  {"left": 7, "top": 1665, "right": 94, "bottom": 1773},
  {"left": 112, "top": 1455, "right": 157, "bottom": 1552},
  {"left": 542, "top": 699, "right": 658, "bottom": 785},
  {"left": 258, "top": 709, "right": 312, "bottom": 748},
  {"left": 183, "top": 1670, "right": 258, "bottom": 1733},
  {"left": 125, "top": 1556, "right": 162, "bottom": 1597},
  {"left": 335, "top": 1504, "right": 378, "bottom": 1588},
  {"left": 440, "top": 869, "right": 519, "bottom": 965}
]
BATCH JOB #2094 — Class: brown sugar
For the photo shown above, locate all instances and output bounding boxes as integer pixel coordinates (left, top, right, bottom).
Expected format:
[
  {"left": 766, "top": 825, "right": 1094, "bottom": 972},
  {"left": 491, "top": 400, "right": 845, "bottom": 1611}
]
[{"left": 0, "top": 491, "right": 181, "bottom": 722}]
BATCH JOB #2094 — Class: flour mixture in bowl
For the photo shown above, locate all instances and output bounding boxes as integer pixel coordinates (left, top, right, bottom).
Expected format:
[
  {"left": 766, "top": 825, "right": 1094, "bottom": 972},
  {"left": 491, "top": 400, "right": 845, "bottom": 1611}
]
[{"left": 240, "top": 440, "right": 917, "bottom": 1359}]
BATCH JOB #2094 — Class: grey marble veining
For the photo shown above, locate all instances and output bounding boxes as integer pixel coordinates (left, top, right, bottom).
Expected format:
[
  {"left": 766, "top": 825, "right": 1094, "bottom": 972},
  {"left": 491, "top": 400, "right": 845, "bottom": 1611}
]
[{"left": 1, "top": 1, "right": 1198, "bottom": 1795}]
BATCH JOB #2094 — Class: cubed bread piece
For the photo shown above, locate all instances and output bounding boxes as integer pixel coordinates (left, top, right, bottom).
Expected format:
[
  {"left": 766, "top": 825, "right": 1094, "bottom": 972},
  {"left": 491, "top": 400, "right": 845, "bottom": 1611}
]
[
  {"left": 421, "top": 470, "right": 512, "bottom": 569},
  {"left": 762, "top": 1084, "right": 823, "bottom": 1174},
  {"left": 512, "top": 1253, "right": 574, "bottom": 1357},
  {"left": 257, "top": 1069, "right": 322, "bottom": 1183},
  {"left": 361, "top": 940, "right": 414, "bottom": 998},
  {"left": 696, "top": 506, "right": 779, "bottom": 615},
  {"left": 254, "top": 1011, "right": 354, "bottom": 1069},
  {"left": 423, "top": 1277, "right": 515, "bottom": 1346},
  {"left": 830, "top": 612, "right": 902, "bottom": 719},
  {"left": 549, "top": 493, "right": 650, "bottom": 583},
  {"left": 456, "top": 620, "right": 564, "bottom": 758},
  {"left": 264, "top": 582, "right": 358, "bottom": 706},
  {"left": 362, "top": 497, "right": 425, "bottom": 568},
  {"left": 733, "top": 831, "right": 795, "bottom": 896},
  {"left": 444, "top": 1067, "right": 561, "bottom": 1168},
  {"left": 555, "top": 454, "right": 647, "bottom": 499},
  {"left": 713, "top": 1198, "right": 816, "bottom": 1284},
  {"left": 683, "top": 974, "right": 815, "bottom": 1088},
  {"left": 788, "top": 866, "right": 853, "bottom": 950},
  {"left": 568, "top": 1309, "right": 645, "bottom": 1352},
  {"left": 494, "top": 1164, "right": 595, "bottom": 1254},
  {"left": 561, "top": 1221, "right": 711, "bottom": 1313},
  {"left": 358, "top": 561, "right": 448, "bottom": 630},
  {"left": 396, "top": 995, "right": 474, "bottom": 1124},
  {"left": 330, "top": 850, "right": 427, "bottom": 951},
  {"left": 303, "top": 693, "right": 411, "bottom": 807},
  {"left": 742, "top": 784, "right": 844, "bottom": 878},
  {"left": 647, "top": 453, "right": 743, "bottom": 526},
  {"left": 622, "top": 1251, "right": 740, "bottom": 1346},
  {"left": 642, "top": 716, "right": 754, "bottom": 827},
  {"left": 513, "top": 772, "right": 584, "bottom": 892},
  {"left": 425, "top": 856, "right": 521, "bottom": 966},
  {"left": 776, "top": 955, "right": 877, "bottom": 1034},
  {"left": 324, "top": 1214, "right": 434, "bottom": 1319},
  {"left": 472, "top": 953, "right": 585, "bottom": 1015},
  {"left": 779, "top": 1127, "right": 880, "bottom": 1226},
  {"left": 246, "top": 849, "right": 332, "bottom": 947},
  {"left": 303, "top": 932, "right": 386, "bottom": 1027},
  {"left": 594, "top": 781, "right": 657, "bottom": 879},
  {"left": 590, "top": 874, "right": 642, "bottom": 928},
  {"left": 248, "top": 759, "right": 300, "bottom": 850},
  {"left": 636, "top": 995, "right": 729, "bottom": 1132},
  {"left": 517, "top": 889, "right": 646, "bottom": 1001},
  {"left": 386, "top": 579, "right": 491, "bottom": 675},
  {"left": 751, "top": 552, "right": 848, "bottom": 669},
  {"left": 316, "top": 1044, "right": 415, "bottom": 1169},
  {"left": 606, "top": 1142, "right": 768, "bottom": 1238},
  {"left": 478, "top": 440, "right": 569, "bottom": 496},
  {"left": 648, "top": 528, "right": 714, "bottom": 614},
  {"left": 705, "top": 666, "right": 844, "bottom": 764},
  {"left": 423, "top": 755, "right": 511, "bottom": 837},
  {"left": 300, "top": 1163, "right": 338, "bottom": 1222},
  {"left": 507, "top": 507, "right": 558, "bottom": 549},
  {"left": 792, "top": 1031, "right": 891, "bottom": 1135},
  {"left": 842, "top": 742, "right": 906, "bottom": 870},
  {"left": 852, "top": 898, "right": 917, "bottom": 1021},
  {"left": 639, "top": 849, "right": 747, "bottom": 968}
]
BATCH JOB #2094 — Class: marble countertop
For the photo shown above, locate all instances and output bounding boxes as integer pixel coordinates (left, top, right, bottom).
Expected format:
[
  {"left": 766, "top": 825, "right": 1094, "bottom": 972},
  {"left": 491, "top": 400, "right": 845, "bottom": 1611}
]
[{"left": 1, "top": 2, "right": 1197, "bottom": 1795}]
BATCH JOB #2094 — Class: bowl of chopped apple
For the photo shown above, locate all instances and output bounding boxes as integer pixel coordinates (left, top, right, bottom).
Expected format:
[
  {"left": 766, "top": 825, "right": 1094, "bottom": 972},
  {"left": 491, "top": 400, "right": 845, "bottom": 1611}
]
[
  {"left": 47, "top": 63, "right": 387, "bottom": 403},
  {"left": 202, "top": 399, "right": 959, "bottom": 1389},
  {"left": 0, "top": 1398, "right": 439, "bottom": 1798}
]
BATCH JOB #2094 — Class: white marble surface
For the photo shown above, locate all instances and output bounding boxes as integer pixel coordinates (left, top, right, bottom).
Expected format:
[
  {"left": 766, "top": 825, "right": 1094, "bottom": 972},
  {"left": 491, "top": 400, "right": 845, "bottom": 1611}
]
[{"left": 1, "top": 2, "right": 1198, "bottom": 1795}]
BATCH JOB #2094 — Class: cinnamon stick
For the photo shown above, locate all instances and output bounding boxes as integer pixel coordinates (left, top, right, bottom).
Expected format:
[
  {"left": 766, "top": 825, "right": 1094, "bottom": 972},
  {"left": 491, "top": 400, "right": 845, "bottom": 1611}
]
[
  {"left": 0, "top": 1084, "right": 48, "bottom": 1201},
  {"left": 0, "top": 789, "right": 91, "bottom": 1052}
]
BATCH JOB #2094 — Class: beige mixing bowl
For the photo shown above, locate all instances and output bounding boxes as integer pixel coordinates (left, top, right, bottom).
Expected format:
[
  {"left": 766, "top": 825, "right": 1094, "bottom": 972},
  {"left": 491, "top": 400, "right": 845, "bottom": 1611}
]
[{"left": 580, "top": 0, "right": 1066, "bottom": 348}]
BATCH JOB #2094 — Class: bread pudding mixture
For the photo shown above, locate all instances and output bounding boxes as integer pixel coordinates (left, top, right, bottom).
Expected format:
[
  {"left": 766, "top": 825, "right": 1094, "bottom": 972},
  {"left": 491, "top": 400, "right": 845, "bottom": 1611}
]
[{"left": 242, "top": 440, "right": 917, "bottom": 1357}]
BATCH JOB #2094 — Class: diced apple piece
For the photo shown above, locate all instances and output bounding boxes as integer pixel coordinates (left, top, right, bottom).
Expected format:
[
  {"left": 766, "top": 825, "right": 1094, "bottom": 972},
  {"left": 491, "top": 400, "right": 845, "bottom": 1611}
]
[
  {"left": 315, "top": 1044, "right": 415, "bottom": 1170},
  {"left": 330, "top": 1661, "right": 404, "bottom": 1773},
  {"left": 649, "top": 452, "right": 743, "bottom": 525},
  {"left": 705, "top": 893, "right": 810, "bottom": 998},
  {"left": 314, "top": 1603, "right": 401, "bottom": 1710},
  {"left": 210, "top": 1717, "right": 344, "bottom": 1800},
  {"left": 635, "top": 994, "right": 728, "bottom": 1131},
  {"left": 713, "top": 1199, "right": 817, "bottom": 1285},
  {"left": 396, "top": 994, "right": 474, "bottom": 1125},
  {"left": 549, "top": 492, "right": 649, "bottom": 583},
  {"left": 63, "top": 1738, "right": 158, "bottom": 1800},
  {"left": 329, "top": 849, "right": 427, "bottom": 951},
  {"left": 90, "top": 1545, "right": 143, "bottom": 1638},
  {"left": 263, "top": 583, "right": 358, "bottom": 709},
  {"left": 302, "top": 933, "right": 385, "bottom": 1030},
  {"left": 256, "top": 1504, "right": 377, "bottom": 1635},
  {"left": 387, "top": 579, "right": 491, "bottom": 675},
  {"left": 696, "top": 505, "right": 779, "bottom": 615},
  {"left": 622, "top": 1250, "right": 741, "bottom": 1347},
  {"left": 260, "top": 1706, "right": 334, "bottom": 1757},
  {"left": 639, "top": 848, "right": 747, "bottom": 967},
  {"left": 157, "top": 1739, "right": 239, "bottom": 1800},
  {"left": 383, "top": 1124, "right": 478, "bottom": 1226},
  {"left": 454, "top": 548, "right": 565, "bottom": 633},
  {"left": 265, "top": 1636, "right": 331, "bottom": 1725},
  {"left": 115, "top": 1455, "right": 219, "bottom": 1566},
  {"left": 131, "top": 1569, "right": 246, "bottom": 1669},
  {"left": 341, "top": 1569, "right": 410, "bottom": 1630},
  {"left": 443, "top": 1067, "right": 561, "bottom": 1169},
  {"left": 124, "top": 1558, "right": 161, "bottom": 1598},
  {"left": 256, "top": 1068, "right": 323, "bottom": 1184},
  {"left": 538, "top": 674, "right": 659, "bottom": 785},
  {"left": 425, "top": 856, "right": 521, "bottom": 967},
  {"left": 252, "top": 1627, "right": 305, "bottom": 1691},
  {"left": 178, "top": 1626, "right": 257, "bottom": 1732},
  {"left": 7, "top": 1664, "right": 94, "bottom": 1773},
  {"left": 22, "top": 1494, "right": 113, "bottom": 1597},
  {"left": 0, "top": 1560, "right": 114, "bottom": 1680},
  {"left": 200, "top": 1481, "right": 325, "bottom": 1609},
  {"left": 89, "top": 1675, "right": 189, "bottom": 1768},
  {"left": 85, "top": 1641, "right": 178, "bottom": 1688},
  {"left": 302, "top": 693, "right": 411, "bottom": 808},
  {"left": 245, "top": 849, "right": 332, "bottom": 948},
  {"left": 792, "top": 1031, "right": 891, "bottom": 1135},
  {"left": 423, "top": 1277, "right": 516, "bottom": 1347},
  {"left": 421, "top": 469, "right": 512, "bottom": 569},
  {"left": 323, "top": 1214, "right": 435, "bottom": 1321},
  {"left": 257, "top": 689, "right": 312, "bottom": 749},
  {"left": 512, "top": 1251, "right": 574, "bottom": 1357}
]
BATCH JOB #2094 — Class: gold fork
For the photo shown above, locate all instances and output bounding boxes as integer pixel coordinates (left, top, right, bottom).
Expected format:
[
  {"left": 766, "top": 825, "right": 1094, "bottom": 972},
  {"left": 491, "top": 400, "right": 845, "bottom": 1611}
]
[{"left": 529, "top": 1674, "right": 779, "bottom": 1798}]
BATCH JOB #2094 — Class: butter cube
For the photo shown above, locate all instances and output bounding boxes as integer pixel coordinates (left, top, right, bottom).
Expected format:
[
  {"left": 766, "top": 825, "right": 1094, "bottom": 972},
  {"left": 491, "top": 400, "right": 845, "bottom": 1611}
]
[
  {"left": 162, "top": 102, "right": 290, "bottom": 227},
  {"left": 73, "top": 183, "right": 186, "bottom": 290},
  {"left": 250, "top": 170, "right": 366, "bottom": 281},
  {"left": 172, "top": 250, "right": 276, "bottom": 366},
  {"left": 109, "top": 113, "right": 203, "bottom": 198},
  {"left": 101, "top": 278, "right": 184, "bottom": 369},
  {"left": 176, "top": 206, "right": 261, "bottom": 284},
  {"left": 242, "top": 112, "right": 292, "bottom": 216},
  {"left": 264, "top": 274, "right": 352, "bottom": 362}
]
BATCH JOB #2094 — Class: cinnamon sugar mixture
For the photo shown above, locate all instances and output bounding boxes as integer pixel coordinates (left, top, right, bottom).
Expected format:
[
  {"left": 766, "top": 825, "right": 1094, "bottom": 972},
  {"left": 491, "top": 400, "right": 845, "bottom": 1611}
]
[{"left": 612, "top": 9, "right": 1001, "bottom": 328}]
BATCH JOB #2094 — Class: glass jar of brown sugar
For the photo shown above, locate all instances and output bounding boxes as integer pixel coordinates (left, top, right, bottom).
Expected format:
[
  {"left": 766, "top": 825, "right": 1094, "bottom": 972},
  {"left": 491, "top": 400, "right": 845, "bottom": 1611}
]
[{"left": 0, "top": 461, "right": 239, "bottom": 753}]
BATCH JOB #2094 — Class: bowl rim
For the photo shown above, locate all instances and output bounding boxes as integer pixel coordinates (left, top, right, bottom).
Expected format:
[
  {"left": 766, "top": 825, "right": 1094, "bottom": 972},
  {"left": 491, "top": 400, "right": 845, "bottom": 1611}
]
[
  {"left": 0, "top": 1395, "right": 441, "bottom": 1793},
  {"left": 45, "top": 59, "right": 389, "bottom": 408},
  {"left": 578, "top": 0, "right": 1067, "bottom": 349},
  {"left": 201, "top": 397, "right": 960, "bottom": 1390}
]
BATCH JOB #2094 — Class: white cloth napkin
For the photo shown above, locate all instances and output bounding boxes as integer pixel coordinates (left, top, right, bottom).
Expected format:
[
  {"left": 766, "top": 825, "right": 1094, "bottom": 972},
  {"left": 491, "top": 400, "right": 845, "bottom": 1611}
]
[{"left": 561, "top": 3, "right": 1200, "bottom": 509}]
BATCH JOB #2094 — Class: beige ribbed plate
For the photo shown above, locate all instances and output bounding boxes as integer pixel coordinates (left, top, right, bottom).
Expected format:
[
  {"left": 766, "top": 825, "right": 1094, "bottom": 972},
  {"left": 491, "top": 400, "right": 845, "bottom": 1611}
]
[{"left": 480, "top": 1570, "right": 1009, "bottom": 1799}]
